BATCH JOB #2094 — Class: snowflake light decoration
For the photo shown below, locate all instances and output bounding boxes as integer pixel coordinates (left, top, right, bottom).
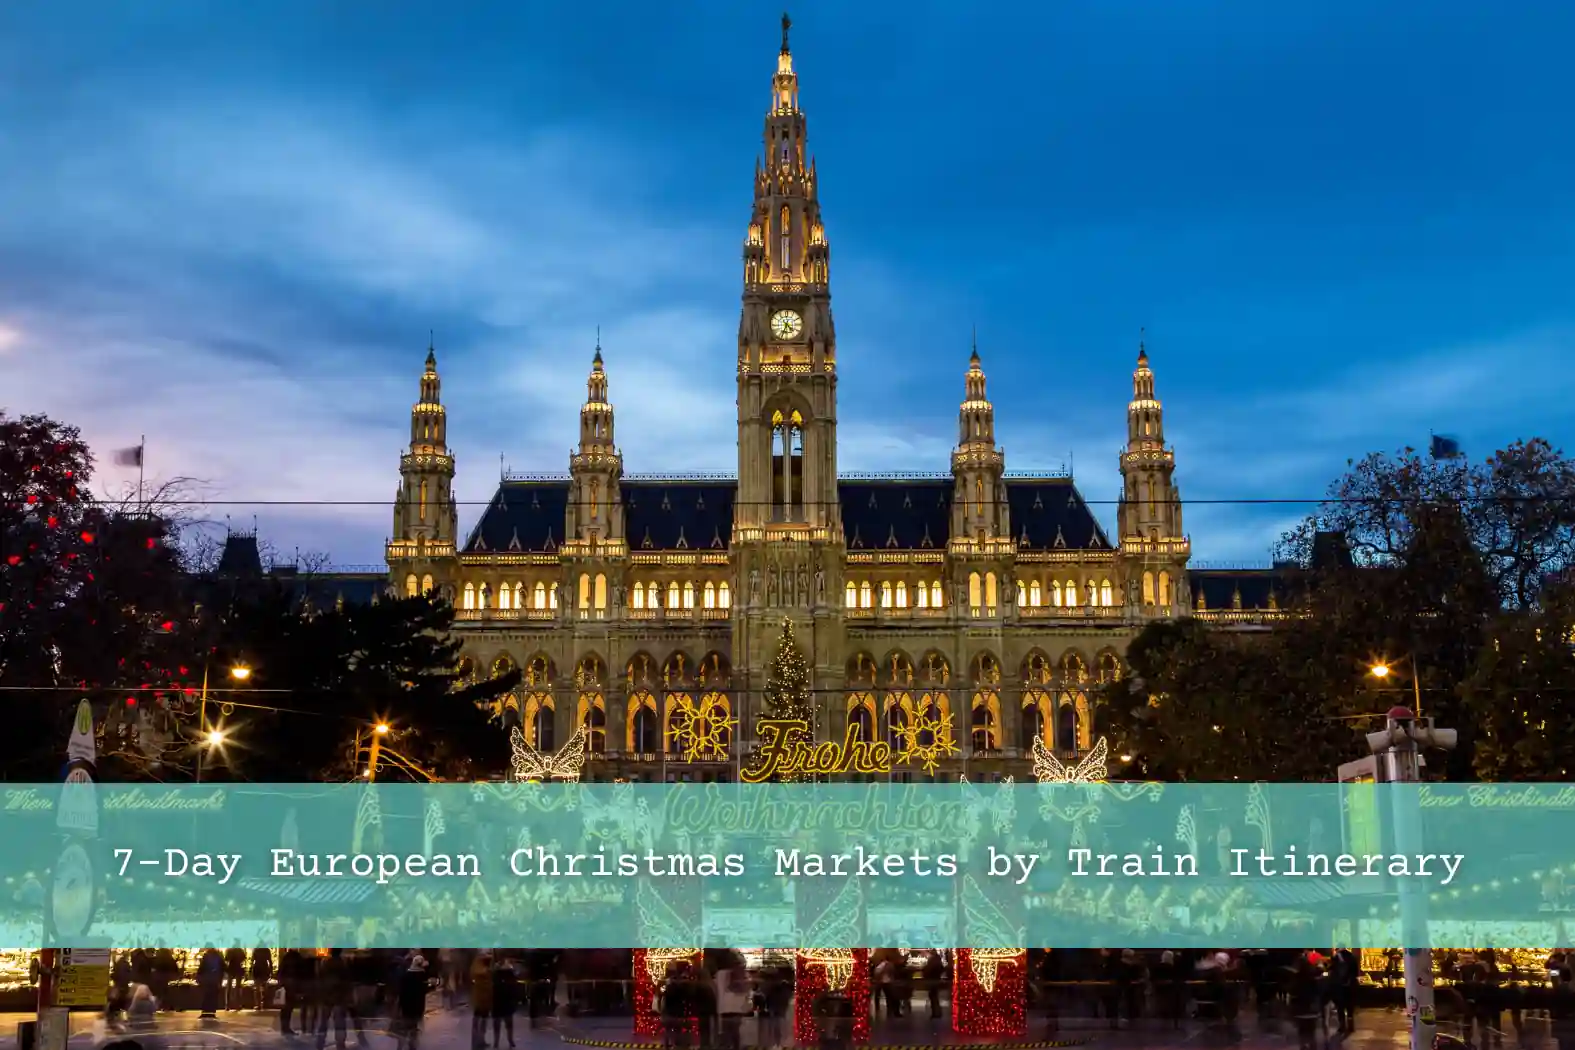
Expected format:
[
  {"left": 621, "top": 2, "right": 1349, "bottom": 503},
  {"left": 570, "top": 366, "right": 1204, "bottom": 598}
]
[
  {"left": 893, "top": 699, "right": 959, "bottom": 774},
  {"left": 666, "top": 694, "right": 737, "bottom": 761}
]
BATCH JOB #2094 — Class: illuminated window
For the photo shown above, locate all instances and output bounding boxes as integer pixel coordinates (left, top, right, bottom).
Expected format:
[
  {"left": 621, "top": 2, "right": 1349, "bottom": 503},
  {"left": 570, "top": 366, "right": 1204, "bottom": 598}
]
[
  {"left": 633, "top": 584, "right": 646, "bottom": 610},
  {"left": 421, "top": 574, "right": 433, "bottom": 595},
  {"left": 719, "top": 582, "right": 731, "bottom": 608},
  {"left": 418, "top": 480, "right": 427, "bottom": 521},
  {"left": 779, "top": 205, "right": 790, "bottom": 271},
  {"left": 548, "top": 584, "right": 557, "bottom": 609},
  {"left": 985, "top": 572, "right": 998, "bottom": 609},
  {"left": 463, "top": 582, "right": 475, "bottom": 610},
  {"left": 968, "top": 572, "right": 981, "bottom": 609},
  {"left": 646, "top": 582, "right": 659, "bottom": 608},
  {"left": 916, "top": 582, "right": 929, "bottom": 608},
  {"left": 704, "top": 581, "right": 716, "bottom": 609},
  {"left": 860, "top": 581, "right": 872, "bottom": 609},
  {"left": 880, "top": 581, "right": 893, "bottom": 608},
  {"left": 405, "top": 574, "right": 418, "bottom": 597},
  {"left": 845, "top": 582, "right": 857, "bottom": 608},
  {"left": 578, "top": 574, "right": 590, "bottom": 610},
  {"left": 1030, "top": 580, "right": 1042, "bottom": 607},
  {"left": 682, "top": 582, "right": 695, "bottom": 609},
  {"left": 667, "top": 582, "right": 680, "bottom": 609},
  {"left": 1100, "top": 579, "right": 1114, "bottom": 606},
  {"left": 931, "top": 581, "right": 943, "bottom": 607},
  {"left": 1052, "top": 581, "right": 1062, "bottom": 607},
  {"left": 479, "top": 583, "right": 491, "bottom": 608},
  {"left": 1158, "top": 571, "right": 1172, "bottom": 606},
  {"left": 535, "top": 582, "right": 547, "bottom": 609},
  {"left": 895, "top": 581, "right": 908, "bottom": 608},
  {"left": 1064, "top": 579, "right": 1079, "bottom": 606},
  {"left": 594, "top": 573, "right": 607, "bottom": 610},
  {"left": 1142, "top": 572, "right": 1155, "bottom": 604}
]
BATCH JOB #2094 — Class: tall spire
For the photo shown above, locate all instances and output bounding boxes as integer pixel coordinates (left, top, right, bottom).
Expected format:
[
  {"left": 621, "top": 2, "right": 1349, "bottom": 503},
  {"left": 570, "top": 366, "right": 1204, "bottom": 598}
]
[
  {"left": 951, "top": 338, "right": 1007, "bottom": 546},
  {"left": 781, "top": 11, "right": 791, "bottom": 54}
]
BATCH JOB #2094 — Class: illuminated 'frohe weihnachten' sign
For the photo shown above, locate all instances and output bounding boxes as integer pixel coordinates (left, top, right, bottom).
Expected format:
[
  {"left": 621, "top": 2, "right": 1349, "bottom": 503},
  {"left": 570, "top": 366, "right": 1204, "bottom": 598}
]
[{"left": 740, "top": 719, "right": 891, "bottom": 783}]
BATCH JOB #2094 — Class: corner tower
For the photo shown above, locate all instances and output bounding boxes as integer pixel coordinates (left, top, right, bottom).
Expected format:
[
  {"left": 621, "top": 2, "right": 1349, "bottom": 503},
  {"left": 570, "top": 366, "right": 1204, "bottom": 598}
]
[
  {"left": 567, "top": 341, "right": 625, "bottom": 548},
  {"left": 389, "top": 341, "right": 458, "bottom": 595},
  {"left": 1117, "top": 338, "right": 1190, "bottom": 613}
]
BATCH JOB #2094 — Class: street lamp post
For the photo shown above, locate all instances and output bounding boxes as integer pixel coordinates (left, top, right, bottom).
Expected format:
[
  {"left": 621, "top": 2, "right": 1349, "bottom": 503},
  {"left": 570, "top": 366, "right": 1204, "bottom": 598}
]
[
  {"left": 1369, "top": 657, "right": 1424, "bottom": 718},
  {"left": 1365, "top": 706, "right": 1457, "bottom": 1050},
  {"left": 365, "top": 722, "right": 391, "bottom": 782},
  {"left": 196, "top": 663, "right": 250, "bottom": 782}
]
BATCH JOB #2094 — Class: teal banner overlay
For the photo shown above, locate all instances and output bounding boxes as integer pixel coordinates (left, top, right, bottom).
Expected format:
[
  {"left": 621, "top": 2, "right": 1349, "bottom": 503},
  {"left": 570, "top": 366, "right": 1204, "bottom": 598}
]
[{"left": 7, "top": 782, "right": 1575, "bottom": 949}]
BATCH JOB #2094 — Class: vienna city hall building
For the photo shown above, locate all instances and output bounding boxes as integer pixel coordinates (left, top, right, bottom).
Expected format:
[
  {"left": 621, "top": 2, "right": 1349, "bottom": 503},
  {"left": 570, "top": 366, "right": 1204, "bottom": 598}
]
[{"left": 380, "top": 24, "right": 1284, "bottom": 782}]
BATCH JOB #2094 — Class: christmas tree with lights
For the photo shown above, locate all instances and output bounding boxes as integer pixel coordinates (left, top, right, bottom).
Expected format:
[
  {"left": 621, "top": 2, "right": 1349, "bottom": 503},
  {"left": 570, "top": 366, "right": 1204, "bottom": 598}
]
[{"left": 758, "top": 617, "right": 814, "bottom": 781}]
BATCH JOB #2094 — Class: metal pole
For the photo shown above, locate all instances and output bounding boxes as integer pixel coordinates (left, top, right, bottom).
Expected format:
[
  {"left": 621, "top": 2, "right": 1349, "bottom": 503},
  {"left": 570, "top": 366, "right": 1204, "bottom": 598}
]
[
  {"left": 367, "top": 731, "right": 383, "bottom": 783},
  {"left": 1410, "top": 657, "right": 1423, "bottom": 720},
  {"left": 196, "top": 662, "right": 210, "bottom": 783},
  {"left": 1379, "top": 714, "right": 1436, "bottom": 1050}
]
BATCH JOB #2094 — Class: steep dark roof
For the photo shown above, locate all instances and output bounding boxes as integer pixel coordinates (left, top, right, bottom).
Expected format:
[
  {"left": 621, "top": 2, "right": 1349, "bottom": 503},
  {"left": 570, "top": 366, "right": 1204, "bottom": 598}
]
[
  {"left": 463, "top": 475, "right": 1112, "bottom": 553},
  {"left": 215, "top": 533, "right": 264, "bottom": 576},
  {"left": 464, "top": 481, "right": 570, "bottom": 554},
  {"left": 627, "top": 481, "right": 735, "bottom": 551},
  {"left": 1187, "top": 569, "right": 1284, "bottom": 611}
]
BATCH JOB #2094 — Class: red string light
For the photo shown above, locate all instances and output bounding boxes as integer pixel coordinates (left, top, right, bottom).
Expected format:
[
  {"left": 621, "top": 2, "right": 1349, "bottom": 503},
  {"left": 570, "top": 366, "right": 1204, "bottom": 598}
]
[
  {"left": 632, "top": 950, "right": 701, "bottom": 1039},
  {"left": 793, "top": 951, "right": 870, "bottom": 1045},
  {"left": 952, "top": 949, "right": 1027, "bottom": 1038}
]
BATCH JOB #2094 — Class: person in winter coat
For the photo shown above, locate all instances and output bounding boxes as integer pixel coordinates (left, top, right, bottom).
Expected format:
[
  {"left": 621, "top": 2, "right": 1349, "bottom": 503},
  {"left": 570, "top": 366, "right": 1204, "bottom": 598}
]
[
  {"left": 197, "top": 946, "right": 225, "bottom": 1018},
  {"left": 280, "top": 949, "right": 304, "bottom": 1035},
  {"left": 714, "top": 955, "right": 750, "bottom": 1050},
  {"left": 250, "top": 946, "right": 274, "bottom": 1011},
  {"left": 491, "top": 957, "right": 520, "bottom": 1049},
  {"left": 470, "top": 953, "right": 495, "bottom": 1049},
  {"left": 396, "top": 956, "right": 433, "bottom": 1050}
]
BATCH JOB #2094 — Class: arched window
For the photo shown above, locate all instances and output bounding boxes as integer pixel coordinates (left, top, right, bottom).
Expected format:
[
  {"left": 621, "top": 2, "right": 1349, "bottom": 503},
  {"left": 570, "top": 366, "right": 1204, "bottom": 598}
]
[
  {"left": 1030, "top": 580, "right": 1042, "bottom": 607},
  {"left": 667, "top": 582, "right": 681, "bottom": 609},
  {"left": 845, "top": 582, "right": 857, "bottom": 608},
  {"left": 916, "top": 582, "right": 929, "bottom": 609},
  {"left": 1052, "top": 581, "right": 1063, "bottom": 607},
  {"left": 895, "top": 581, "right": 908, "bottom": 608},
  {"left": 421, "top": 574, "right": 434, "bottom": 595},
  {"left": 849, "top": 705, "right": 874, "bottom": 743},
  {"left": 930, "top": 582, "right": 944, "bottom": 608},
  {"left": 1057, "top": 703, "right": 1078, "bottom": 752},
  {"left": 971, "top": 703, "right": 995, "bottom": 752},
  {"left": 533, "top": 704, "right": 556, "bottom": 753},
  {"left": 418, "top": 480, "right": 427, "bottom": 521},
  {"left": 1064, "top": 579, "right": 1079, "bottom": 605},
  {"left": 880, "top": 581, "right": 892, "bottom": 608},
  {"left": 632, "top": 705, "right": 659, "bottom": 753},
  {"left": 1158, "top": 571, "right": 1173, "bottom": 606},
  {"left": 646, "top": 582, "right": 659, "bottom": 608},
  {"left": 594, "top": 574, "right": 607, "bottom": 610},
  {"left": 479, "top": 583, "right": 491, "bottom": 609},
  {"left": 578, "top": 574, "right": 590, "bottom": 610},
  {"left": 514, "top": 582, "right": 524, "bottom": 609},
  {"left": 704, "top": 581, "right": 716, "bottom": 609},
  {"left": 584, "top": 702, "right": 607, "bottom": 754},
  {"left": 682, "top": 582, "right": 695, "bottom": 609},
  {"left": 779, "top": 205, "right": 791, "bottom": 271},
  {"left": 463, "top": 582, "right": 476, "bottom": 610},
  {"left": 548, "top": 583, "right": 558, "bottom": 609},
  {"left": 719, "top": 582, "right": 731, "bottom": 608},
  {"left": 1100, "top": 579, "right": 1114, "bottom": 606},
  {"left": 1142, "top": 571, "right": 1155, "bottom": 605},
  {"left": 985, "top": 572, "right": 998, "bottom": 609},
  {"left": 534, "top": 582, "right": 547, "bottom": 609},
  {"left": 860, "top": 581, "right": 873, "bottom": 609},
  {"left": 633, "top": 584, "right": 646, "bottom": 610},
  {"left": 405, "top": 574, "right": 418, "bottom": 597},
  {"left": 968, "top": 572, "right": 981, "bottom": 609},
  {"left": 501, "top": 583, "right": 514, "bottom": 610},
  {"left": 1021, "top": 703, "right": 1044, "bottom": 749}
]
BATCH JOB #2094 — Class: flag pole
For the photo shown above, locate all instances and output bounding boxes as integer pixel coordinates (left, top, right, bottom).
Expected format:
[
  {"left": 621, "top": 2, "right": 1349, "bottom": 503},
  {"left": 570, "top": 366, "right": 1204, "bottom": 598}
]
[{"left": 137, "top": 435, "right": 146, "bottom": 514}]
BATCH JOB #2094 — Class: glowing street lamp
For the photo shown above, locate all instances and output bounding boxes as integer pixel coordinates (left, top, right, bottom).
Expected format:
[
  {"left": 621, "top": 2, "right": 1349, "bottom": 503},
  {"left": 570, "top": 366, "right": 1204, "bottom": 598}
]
[{"left": 1369, "top": 657, "right": 1423, "bottom": 715}]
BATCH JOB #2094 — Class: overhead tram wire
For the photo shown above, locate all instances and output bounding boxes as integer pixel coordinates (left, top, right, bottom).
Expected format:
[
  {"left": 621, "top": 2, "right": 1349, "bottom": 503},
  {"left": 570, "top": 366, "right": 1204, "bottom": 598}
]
[{"left": 52, "top": 495, "right": 1575, "bottom": 507}]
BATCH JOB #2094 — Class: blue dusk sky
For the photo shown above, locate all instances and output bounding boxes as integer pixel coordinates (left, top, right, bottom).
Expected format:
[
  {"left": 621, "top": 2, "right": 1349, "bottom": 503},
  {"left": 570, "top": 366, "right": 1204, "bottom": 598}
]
[{"left": 2, "top": 1, "right": 1573, "bottom": 567}]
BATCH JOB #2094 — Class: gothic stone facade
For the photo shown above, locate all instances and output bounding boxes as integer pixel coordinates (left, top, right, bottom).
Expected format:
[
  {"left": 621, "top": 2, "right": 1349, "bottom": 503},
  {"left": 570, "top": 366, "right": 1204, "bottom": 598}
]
[{"left": 383, "top": 27, "right": 1284, "bottom": 782}]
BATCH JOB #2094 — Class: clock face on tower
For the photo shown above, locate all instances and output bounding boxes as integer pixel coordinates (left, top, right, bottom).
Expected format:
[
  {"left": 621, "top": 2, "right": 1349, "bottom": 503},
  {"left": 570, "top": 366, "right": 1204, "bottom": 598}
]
[{"left": 770, "top": 310, "right": 804, "bottom": 340}]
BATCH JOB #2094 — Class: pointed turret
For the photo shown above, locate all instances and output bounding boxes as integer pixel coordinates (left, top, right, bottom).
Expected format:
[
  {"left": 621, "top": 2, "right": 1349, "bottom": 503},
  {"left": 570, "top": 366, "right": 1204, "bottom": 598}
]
[
  {"left": 1117, "top": 333, "right": 1189, "bottom": 612},
  {"left": 568, "top": 336, "right": 624, "bottom": 546},
  {"left": 389, "top": 337, "right": 458, "bottom": 594},
  {"left": 950, "top": 335, "right": 1009, "bottom": 547}
]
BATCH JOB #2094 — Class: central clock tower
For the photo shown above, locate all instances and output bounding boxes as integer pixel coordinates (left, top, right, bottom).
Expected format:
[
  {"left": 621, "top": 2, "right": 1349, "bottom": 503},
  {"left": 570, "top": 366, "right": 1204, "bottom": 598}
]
[{"left": 733, "top": 15, "right": 843, "bottom": 729}]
